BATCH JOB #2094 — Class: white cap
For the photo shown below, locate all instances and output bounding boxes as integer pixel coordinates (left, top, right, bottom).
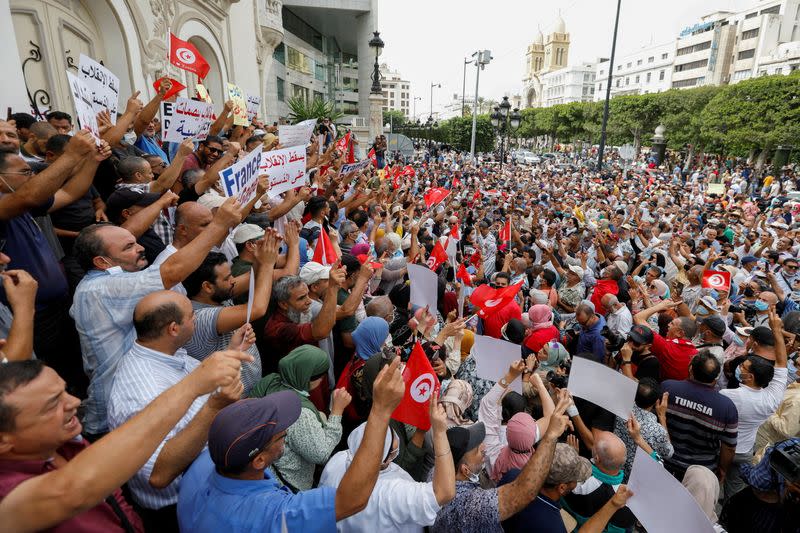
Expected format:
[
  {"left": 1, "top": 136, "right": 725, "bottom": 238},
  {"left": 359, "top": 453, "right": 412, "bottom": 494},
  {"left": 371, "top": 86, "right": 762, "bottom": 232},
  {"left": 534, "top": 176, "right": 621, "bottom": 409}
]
[
  {"left": 568, "top": 265, "right": 585, "bottom": 278},
  {"left": 232, "top": 224, "right": 265, "bottom": 244},
  {"left": 613, "top": 260, "right": 629, "bottom": 274},
  {"left": 299, "top": 261, "right": 331, "bottom": 285},
  {"left": 197, "top": 193, "right": 226, "bottom": 210}
]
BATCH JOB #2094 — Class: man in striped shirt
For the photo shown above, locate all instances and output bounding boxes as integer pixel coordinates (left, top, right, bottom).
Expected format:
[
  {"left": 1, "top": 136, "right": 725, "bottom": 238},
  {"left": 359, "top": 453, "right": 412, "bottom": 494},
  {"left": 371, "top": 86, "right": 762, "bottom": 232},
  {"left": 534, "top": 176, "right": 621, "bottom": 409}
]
[{"left": 661, "top": 349, "right": 739, "bottom": 482}]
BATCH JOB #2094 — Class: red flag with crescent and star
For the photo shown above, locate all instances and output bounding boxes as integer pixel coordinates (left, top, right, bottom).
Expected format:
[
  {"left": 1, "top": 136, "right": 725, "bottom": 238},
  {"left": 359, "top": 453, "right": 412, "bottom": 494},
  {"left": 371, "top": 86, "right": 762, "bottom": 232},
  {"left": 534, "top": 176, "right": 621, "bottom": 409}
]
[
  {"left": 391, "top": 341, "right": 438, "bottom": 430},
  {"left": 469, "top": 281, "right": 524, "bottom": 318}
]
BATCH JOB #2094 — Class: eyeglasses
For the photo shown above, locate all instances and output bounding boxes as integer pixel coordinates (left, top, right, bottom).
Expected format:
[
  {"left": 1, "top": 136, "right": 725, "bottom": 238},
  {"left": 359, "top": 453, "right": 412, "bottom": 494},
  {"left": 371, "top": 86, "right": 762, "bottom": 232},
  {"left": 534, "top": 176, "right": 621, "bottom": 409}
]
[
  {"left": 2, "top": 169, "right": 34, "bottom": 177},
  {"left": 785, "top": 264, "right": 799, "bottom": 271},
  {"left": 206, "top": 147, "right": 224, "bottom": 155}
]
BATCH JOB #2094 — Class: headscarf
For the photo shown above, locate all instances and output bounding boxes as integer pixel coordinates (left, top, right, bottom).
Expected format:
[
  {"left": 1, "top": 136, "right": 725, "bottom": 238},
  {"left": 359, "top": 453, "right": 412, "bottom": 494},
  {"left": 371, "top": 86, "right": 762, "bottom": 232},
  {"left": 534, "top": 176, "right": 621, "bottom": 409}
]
[
  {"left": 681, "top": 465, "right": 719, "bottom": 524},
  {"left": 460, "top": 330, "right": 475, "bottom": 361},
  {"left": 351, "top": 243, "right": 370, "bottom": 256},
  {"left": 539, "top": 341, "right": 570, "bottom": 373},
  {"left": 352, "top": 317, "right": 390, "bottom": 361},
  {"left": 440, "top": 380, "right": 474, "bottom": 428},
  {"left": 250, "top": 345, "right": 330, "bottom": 422},
  {"left": 346, "top": 421, "right": 396, "bottom": 468},
  {"left": 649, "top": 279, "right": 669, "bottom": 299},
  {"left": 491, "top": 412, "right": 538, "bottom": 482},
  {"left": 528, "top": 304, "right": 554, "bottom": 331}
]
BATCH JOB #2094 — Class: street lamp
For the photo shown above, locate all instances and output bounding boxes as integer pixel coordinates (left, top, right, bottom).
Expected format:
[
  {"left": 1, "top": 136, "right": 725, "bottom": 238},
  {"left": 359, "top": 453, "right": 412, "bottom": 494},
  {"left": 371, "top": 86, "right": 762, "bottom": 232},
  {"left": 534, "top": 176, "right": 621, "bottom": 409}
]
[
  {"left": 430, "top": 82, "right": 441, "bottom": 122},
  {"left": 413, "top": 96, "right": 422, "bottom": 121},
  {"left": 491, "top": 96, "right": 520, "bottom": 170},
  {"left": 369, "top": 31, "right": 384, "bottom": 94}
]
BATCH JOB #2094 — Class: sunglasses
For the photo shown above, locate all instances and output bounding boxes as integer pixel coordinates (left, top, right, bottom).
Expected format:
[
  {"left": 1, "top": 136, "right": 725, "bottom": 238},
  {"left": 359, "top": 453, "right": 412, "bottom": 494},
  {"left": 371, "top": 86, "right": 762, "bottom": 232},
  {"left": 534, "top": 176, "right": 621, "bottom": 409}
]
[{"left": 206, "top": 147, "right": 224, "bottom": 155}]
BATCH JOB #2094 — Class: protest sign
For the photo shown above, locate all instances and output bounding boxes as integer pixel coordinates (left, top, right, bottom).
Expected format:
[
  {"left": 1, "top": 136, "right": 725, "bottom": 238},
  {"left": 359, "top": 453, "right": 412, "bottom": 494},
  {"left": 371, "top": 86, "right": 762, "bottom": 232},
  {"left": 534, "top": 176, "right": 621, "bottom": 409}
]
[
  {"left": 161, "top": 98, "right": 213, "bottom": 143},
  {"left": 246, "top": 267, "right": 255, "bottom": 324},
  {"left": 196, "top": 83, "right": 212, "bottom": 103},
  {"left": 626, "top": 448, "right": 716, "bottom": 533},
  {"left": 220, "top": 145, "right": 263, "bottom": 206},
  {"left": 278, "top": 119, "right": 317, "bottom": 148},
  {"left": 407, "top": 264, "right": 439, "bottom": 313},
  {"left": 227, "top": 83, "right": 249, "bottom": 126},
  {"left": 78, "top": 54, "right": 119, "bottom": 123},
  {"left": 567, "top": 357, "right": 637, "bottom": 419},
  {"left": 341, "top": 159, "right": 372, "bottom": 175},
  {"left": 472, "top": 335, "right": 523, "bottom": 393},
  {"left": 65, "top": 71, "right": 99, "bottom": 140},
  {"left": 706, "top": 183, "right": 726, "bottom": 196},
  {"left": 259, "top": 146, "right": 307, "bottom": 197},
  {"left": 246, "top": 95, "right": 261, "bottom": 123}
]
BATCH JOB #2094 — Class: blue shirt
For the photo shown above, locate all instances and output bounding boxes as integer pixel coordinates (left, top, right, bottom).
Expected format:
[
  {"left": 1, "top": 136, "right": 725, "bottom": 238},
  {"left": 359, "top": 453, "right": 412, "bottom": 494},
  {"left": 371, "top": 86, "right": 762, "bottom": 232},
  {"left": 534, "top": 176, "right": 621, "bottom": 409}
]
[
  {"left": 499, "top": 469, "right": 566, "bottom": 532},
  {"left": 108, "top": 342, "right": 206, "bottom": 510},
  {"left": 576, "top": 315, "right": 607, "bottom": 362},
  {"left": 70, "top": 265, "right": 165, "bottom": 434},
  {"left": 178, "top": 450, "right": 337, "bottom": 533},
  {"left": 134, "top": 134, "right": 168, "bottom": 161}
]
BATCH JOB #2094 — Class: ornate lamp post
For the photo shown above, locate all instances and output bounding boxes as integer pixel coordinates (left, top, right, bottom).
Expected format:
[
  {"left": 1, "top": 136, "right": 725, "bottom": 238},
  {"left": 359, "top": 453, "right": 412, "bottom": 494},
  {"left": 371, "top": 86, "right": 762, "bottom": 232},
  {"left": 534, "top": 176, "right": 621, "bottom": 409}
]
[
  {"left": 490, "top": 96, "right": 521, "bottom": 169},
  {"left": 367, "top": 31, "right": 385, "bottom": 140},
  {"left": 369, "top": 31, "right": 384, "bottom": 94}
]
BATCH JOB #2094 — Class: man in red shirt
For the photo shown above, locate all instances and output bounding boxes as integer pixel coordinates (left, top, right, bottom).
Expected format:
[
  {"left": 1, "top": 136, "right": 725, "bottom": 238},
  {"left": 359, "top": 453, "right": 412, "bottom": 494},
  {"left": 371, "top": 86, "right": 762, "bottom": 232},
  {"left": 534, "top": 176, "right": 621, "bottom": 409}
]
[
  {"left": 589, "top": 264, "right": 622, "bottom": 316},
  {"left": 481, "top": 272, "right": 522, "bottom": 338},
  {"left": 633, "top": 300, "right": 698, "bottom": 381},
  {"left": 260, "top": 266, "right": 346, "bottom": 374}
]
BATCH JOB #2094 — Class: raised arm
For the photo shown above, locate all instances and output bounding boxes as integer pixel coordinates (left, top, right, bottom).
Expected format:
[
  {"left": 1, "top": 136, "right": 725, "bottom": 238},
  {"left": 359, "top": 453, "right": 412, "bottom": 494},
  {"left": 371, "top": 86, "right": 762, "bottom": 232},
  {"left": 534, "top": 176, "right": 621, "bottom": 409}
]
[
  {"left": 149, "top": 138, "right": 194, "bottom": 193},
  {"left": 310, "top": 264, "right": 345, "bottom": 341},
  {"left": 49, "top": 140, "right": 111, "bottom": 212},
  {"left": 0, "top": 351, "right": 249, "bottom": 533},
  {"left": 134, "top": 81, "right": 170, "bottom": 136},
  {"left": 0, "top": 270, "right": 37, "bottom": 361},
  {"left": 0, "top": 131, "right": 93, "bottom": 220},
  {"left": 120, "top": 191, "right": 178, "bottom": 239},
  {"left": 429, "top": 397, "right": 456, "bottom": 506}
]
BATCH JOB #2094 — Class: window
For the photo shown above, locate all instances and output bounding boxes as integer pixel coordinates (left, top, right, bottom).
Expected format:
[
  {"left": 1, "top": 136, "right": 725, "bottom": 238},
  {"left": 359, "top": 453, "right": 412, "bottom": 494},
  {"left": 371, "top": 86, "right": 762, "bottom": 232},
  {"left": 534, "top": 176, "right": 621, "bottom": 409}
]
[
  {"left": 662, "top": 53, "right": 668, "bottom": 59},
  {"left": 627, "top": 62, "right": 632, "bottom": 68},
  {"left": 599, "top": 69, "right": 604, "bottom": 75},
  {"left": 599, "top": 82, "right": 603, "bottom": 91},
  {"left": 273, "top": 43, "right": 285, "bottom": 65},
  {"left": 342, "top": 100, "right": 359, "bottom": 115},
  {"left": 648, "top": 56, "right": 654, "bottom": 63},
  {"left": 637, "top": 59, "right": 643, "bottom": 65},
  {"left": 291, "top": 83, "right": 309, "bottom": 103},
  {"left": 625, "top": 76, "right": 629, "bottom": 85},
  {"left": 635, "top": 74, "right": 640, "bottom": 83},
  {"left": 741, "top": 28, "right": 759, "bottom": 40},
  {"left": 617, "top": 65, "right": 622, "bottom": 71},
  {"left": 738, "top": 48, "right": 756, "bottom": 60},
  {"left": 646, "top": 72, "right": 652, "bottom": 82},
  {"left": 314, "top": 62, "right": 326, "bottom": 81},
  {"left": 677, "top": 41, "right": 712, "bottom": 56},
  {"left": 277, "top": 77, "right": 285, "bottom": 101},
  {"left": 760, "top": 5, "right": 779, "bottom": 15},
  {"left": 675, "top": 59, "right": 708, "bottom": 72},
  {"left": 616, "top": 79, "right": 621, "bottom": 87},
  {"left": 672, "top": 76, "right": 704, "bottom": 88},
  {"left": 286, "top": 46, "right": 312, "bottom": 74},
  {"left": 313, "top": 91, "right": 324, "bottom": 101},
  {"left": 745, "top": 11, "right": 758, "bottom": 19},
  {"left": 659, "top": 70, "right": 665, "bottom": 80}
]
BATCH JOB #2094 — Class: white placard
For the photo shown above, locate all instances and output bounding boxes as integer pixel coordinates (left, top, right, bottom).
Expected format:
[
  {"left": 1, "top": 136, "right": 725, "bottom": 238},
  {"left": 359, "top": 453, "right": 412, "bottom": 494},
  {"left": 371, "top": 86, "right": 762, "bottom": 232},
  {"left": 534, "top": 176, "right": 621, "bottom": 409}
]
[
  {"left": 65, "top": 71, "right": 99, "bottom": 140},
  {"left": 246, "top": 95, "right": 261, "bottom": 123},
  {"left": 407, "top": 264, "right": 439, "bottom": 314},
  {"left": 246, "top": 267, "right": 255, "bottom": 324},
  {"left": 161, "top": 98, "right": 213, "bottom": 142},
  {"left": 567, "top": 357, "right": 637, "bottom": 420},
  {"left": 472, "top": 334, "right": 523, "bottom": 393},
  {"left": 341, "top": 159, "right": 372, "bottom": 175},
  {"left": 626, "top": 448, "right": 716, "bottom": 533},
  {"left": 220, "top": 145, "right": 263, "bottom": 206},
  {"left": 78, "top": 54, "right": 119, "bottom": 124},
  {"left": 278, "top": 119, "right": 317, "bottom": 148},
  {"left": 259, "top": 146, "right": 307, "bottom": 198}
]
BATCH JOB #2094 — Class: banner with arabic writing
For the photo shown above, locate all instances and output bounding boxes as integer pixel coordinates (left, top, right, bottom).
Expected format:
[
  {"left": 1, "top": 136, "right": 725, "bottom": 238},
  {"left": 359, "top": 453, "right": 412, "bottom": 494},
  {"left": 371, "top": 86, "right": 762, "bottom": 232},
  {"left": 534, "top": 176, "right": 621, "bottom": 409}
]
[
  {"left": 65, "top": 71, "right": 99, "bottom": 142},
  {"left": 221, "top": 146, "right": 263, "bottom": 206},
  {"left": 161, "top": 98, "right": 213, "bottom": 143},
  {"left": 78, "top": 54, "right": 119, "bottom": 124},
  {"left": 259, "top": 146, "right": 307, "bottom": 198}
]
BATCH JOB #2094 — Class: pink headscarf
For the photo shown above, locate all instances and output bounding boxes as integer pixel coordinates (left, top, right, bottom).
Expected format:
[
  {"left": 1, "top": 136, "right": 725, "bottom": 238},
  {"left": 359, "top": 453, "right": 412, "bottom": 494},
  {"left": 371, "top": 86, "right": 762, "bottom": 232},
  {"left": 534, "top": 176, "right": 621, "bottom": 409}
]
[
  {"left": 491, "top": 412, "right": 538, "bottom": 482},
  {"left": 528, "top": 304, "right": 554, "bottom": 332},
  {"left": 350, "top": 243, "right": 370, "bottom": 256}
]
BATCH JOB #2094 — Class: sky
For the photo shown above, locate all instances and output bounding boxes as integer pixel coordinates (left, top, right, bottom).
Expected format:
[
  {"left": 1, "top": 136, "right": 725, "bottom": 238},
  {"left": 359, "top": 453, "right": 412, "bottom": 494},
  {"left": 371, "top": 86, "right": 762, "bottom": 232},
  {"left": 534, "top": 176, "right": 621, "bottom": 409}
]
[{"left": 378, "top": 0, "right": 757, "bottom": 119}]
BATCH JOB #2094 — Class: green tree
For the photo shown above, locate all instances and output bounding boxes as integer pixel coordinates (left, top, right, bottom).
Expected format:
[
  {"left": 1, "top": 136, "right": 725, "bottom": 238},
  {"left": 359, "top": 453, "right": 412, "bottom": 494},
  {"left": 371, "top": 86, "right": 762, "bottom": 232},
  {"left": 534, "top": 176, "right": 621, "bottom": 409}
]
[
  {"left": 656, "top": 86, "right": 721, "bottom": 151},
  {"left": 440, "top": 115, "right": 495, "bottom": 152},
  {"left": 607, "top": 93, "right": 663, "bottom": 153},
  {"left": 286, "top": 97, "right": 343, "bottom": 124},
  {"left": 382, "top": 110, "right": 406, "bottom": 130}
]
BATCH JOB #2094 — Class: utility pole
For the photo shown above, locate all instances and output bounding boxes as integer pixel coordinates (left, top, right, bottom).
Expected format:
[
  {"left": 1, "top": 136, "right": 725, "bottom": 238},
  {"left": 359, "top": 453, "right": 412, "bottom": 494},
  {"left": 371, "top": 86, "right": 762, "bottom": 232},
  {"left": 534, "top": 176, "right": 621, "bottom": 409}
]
[
  {"left": 462, "top": 58, "right": 471, "bottom": 117},
  {"left": 597, "top": 0, "right": 622, "bottom": 171},
  {"left": 469, "top": 50, "right": 492, "bottom": 160}
]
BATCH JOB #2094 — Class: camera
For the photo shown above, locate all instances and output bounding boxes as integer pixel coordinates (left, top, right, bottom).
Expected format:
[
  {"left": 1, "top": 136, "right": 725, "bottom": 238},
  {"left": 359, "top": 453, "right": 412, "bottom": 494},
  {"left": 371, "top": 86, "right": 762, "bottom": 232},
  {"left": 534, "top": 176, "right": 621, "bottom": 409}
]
[
  {"left": 546, "top": 370, "right": 568, "bottom": 389},
  {"left": 770, "top": 439, "right": 800, "bottom": 484}
]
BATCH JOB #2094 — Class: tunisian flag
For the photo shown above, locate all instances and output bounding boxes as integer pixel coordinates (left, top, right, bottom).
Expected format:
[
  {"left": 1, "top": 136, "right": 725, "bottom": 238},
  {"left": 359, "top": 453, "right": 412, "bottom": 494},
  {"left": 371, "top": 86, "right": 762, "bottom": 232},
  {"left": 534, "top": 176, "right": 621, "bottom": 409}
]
[
  {"left": 368, "top": 148, "right": 378, "bottom": 167},
  {"left": 169, "top": 33, "right": 210, "bottom": 79},
  {"left": 701, "top": 270, "right": 731, "bottom": 292},
  {"left": 423, "top": 187, "right": 450, "bottom": 209},
  {"left": 153, "top": 77, "right": 185, "bottom": 99},
  {"left": 335, "top": 132, "right": 351, "bottom": 157},
  {"left": 312, "top": 228, "right": 338, "bottom": 266},
  {"left": 391, "top": 341, "right": 438, "bottom": 431},
  {"left": 499, "top": 219, "right": 511, "bottom": 243},
  {"left": 402, "top": 165, "right": 416, "bottom": 177},
  {"left": 457, "top": 263, "right": 473, "bottom": 286},
  {"left": 470, "top": 281, "right": 524, "bottom": 318},
  {"left": 426, "top": 239, "right": 449, "bottom": 271}
]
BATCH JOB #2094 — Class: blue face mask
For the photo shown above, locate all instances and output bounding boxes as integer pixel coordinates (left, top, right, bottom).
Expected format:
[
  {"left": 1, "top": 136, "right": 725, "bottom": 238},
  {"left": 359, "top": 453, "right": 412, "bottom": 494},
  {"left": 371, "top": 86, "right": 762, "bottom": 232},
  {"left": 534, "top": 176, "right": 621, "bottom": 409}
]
[
  {"left": 695, "top": 306, "right": 710, "bottom": 317},
  {"left": 753, "top": 300, "right": 769, "bottom": 312},
  {"left": 735, "top": 365, "right": 744, "bottom": 382}
]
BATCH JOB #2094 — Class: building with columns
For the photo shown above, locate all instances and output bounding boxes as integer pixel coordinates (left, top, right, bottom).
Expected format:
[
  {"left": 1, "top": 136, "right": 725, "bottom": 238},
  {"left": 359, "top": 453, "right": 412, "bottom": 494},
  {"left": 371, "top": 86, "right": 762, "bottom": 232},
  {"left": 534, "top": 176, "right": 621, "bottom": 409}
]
[
  {"left": 522, "top": 15, "right": 571, "bottom": 108},
  {"left": 3, "top": 0, "right": 379, "bottom": 137}
]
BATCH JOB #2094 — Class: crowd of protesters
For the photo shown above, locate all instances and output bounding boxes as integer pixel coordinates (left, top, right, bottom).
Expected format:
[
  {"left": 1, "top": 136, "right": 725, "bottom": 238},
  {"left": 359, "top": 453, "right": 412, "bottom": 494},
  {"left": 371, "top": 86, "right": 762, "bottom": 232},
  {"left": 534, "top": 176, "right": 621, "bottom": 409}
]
[{"left": 0, "top": 81, "right": 799, "bottom": 533}]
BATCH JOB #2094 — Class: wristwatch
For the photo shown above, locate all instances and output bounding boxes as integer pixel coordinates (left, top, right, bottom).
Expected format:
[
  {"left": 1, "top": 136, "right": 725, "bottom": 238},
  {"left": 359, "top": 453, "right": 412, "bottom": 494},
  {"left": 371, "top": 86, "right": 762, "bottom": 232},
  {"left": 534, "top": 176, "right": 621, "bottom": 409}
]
[
  {"left": 499, "top": 377, "right": 509, "bottom": 387},
  {"left": 620, "top": 360, "right": 633, "bottom": 365}
]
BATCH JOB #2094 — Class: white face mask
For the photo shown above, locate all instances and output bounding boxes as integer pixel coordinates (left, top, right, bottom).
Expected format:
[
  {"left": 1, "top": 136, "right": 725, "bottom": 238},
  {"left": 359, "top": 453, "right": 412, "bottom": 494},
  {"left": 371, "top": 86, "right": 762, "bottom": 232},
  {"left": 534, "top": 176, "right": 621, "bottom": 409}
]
[
  {"left": 465, "top": 465, "right": 480, "bottom": 484},
  {"left": 122, "top": 131, "right": 137, "bottom": 145}
]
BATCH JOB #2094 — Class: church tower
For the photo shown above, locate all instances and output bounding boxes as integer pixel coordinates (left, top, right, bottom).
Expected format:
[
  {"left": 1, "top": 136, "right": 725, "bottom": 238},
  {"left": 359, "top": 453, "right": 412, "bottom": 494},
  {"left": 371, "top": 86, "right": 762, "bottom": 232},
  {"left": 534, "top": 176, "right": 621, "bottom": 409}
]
[
  {"left": 524, "top": 27, "right": 545, "bottom": 83},
  {"left": 543, "top": 15, "right": 569, "bottom": 73}
]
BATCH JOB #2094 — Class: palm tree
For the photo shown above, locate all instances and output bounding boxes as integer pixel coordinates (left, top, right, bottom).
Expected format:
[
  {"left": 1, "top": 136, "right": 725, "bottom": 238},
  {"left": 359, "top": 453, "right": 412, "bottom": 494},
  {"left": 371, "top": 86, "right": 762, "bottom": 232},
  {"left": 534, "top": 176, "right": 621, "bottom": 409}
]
[{"left": 286, "top": 97, "right": 344, "bottom": 125}]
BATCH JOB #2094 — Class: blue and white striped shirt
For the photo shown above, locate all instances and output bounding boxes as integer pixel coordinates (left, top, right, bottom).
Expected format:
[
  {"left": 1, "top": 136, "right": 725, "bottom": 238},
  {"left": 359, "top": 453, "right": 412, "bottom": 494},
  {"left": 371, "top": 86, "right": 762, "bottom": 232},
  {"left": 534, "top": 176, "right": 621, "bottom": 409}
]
[
  {"left": 108, "top": 341, "right": 207, "bottom": 510},
  {"left": 70, "top": 265, "right": 165, "bottom": 434}
]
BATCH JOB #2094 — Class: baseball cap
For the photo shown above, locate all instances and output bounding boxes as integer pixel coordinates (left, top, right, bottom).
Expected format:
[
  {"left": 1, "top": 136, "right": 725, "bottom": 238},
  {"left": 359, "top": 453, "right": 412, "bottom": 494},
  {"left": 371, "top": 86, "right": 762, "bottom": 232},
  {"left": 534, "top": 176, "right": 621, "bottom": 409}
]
[
  {"left": 741, "top": 256, "right": 758, "bottom": 265},
  {"left": 197, "top": 192, "right": 227, "bottom": 210},
  {"left": 613, "top": 260, "right": 629, "bottom": 275},
  {"left": 208, "top": 391, "right": 301, "bottom": 471},
  {"left": 700, "top": 316, "right": 726, "bottom": 338},
  {"left": 735, "top": 326, "right": 753, "bottom": 338},
  {"left": 568, "top": 265, "right": 585, "bottom": 278},
  {"left": 447, "top": 422, "right": 486, "bottom": 466},
  {"left": 299, "top": 261, "right": 331, "bottom": 285},
  {"left": 105, "top": 189, "right": 162, "bottom": 223},
  {"left": 697, "top": 295, "right": 719, "bottom": 313},
  {"left": 629, "top": 324, "right": 654, "bottom": 344},
  {"left": 232, "top": 223, "right": 265, "bottom": 244},
  {"left": 750, "top": 326, "right": 775, "bottom": 346},
  {"left": 546, "top": 443, "right": 592, "bottom": 485}
]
